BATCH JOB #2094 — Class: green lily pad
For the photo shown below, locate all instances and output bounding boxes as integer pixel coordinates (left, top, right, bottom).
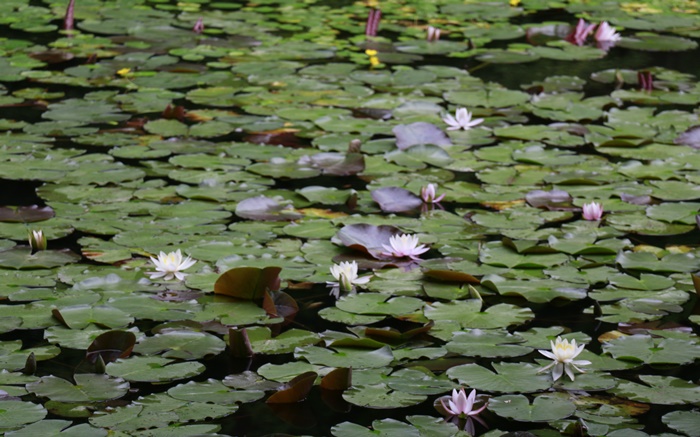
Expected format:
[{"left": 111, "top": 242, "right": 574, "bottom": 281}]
[
  {"left": 26, "top": 375, "right": 129, "bottom": 403},
  {"left": 489, "top": 394, "right": 576, "bottom": 422},
  {"left": 602, "top": 335, "right": 700, "bottom": 365},
  {"left": 134, "top": 330, "right": 226, "bottom": 360},
  {"left": 662, "top": 410, "right": 700, "bottom": 437},
  {"left": 447, "top": 362, "right": 551, "bottom": 393},
  {"left": 106, "top": 356, "right": 205, "bottom": 383},
  {"left": 610, "top": 375, "right": 700, "bottom": 405},
  {"left": 167, "top": 379, "right": 264, "bottom": 405}
]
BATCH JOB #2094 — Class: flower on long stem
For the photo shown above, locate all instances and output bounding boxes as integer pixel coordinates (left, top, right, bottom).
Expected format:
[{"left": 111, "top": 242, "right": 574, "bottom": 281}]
[
  {"left": 442, "top": 108, "right": 483, "bottom": 131},
  {"left": 581, "top": 202, "right": 603, "bottom": 221},
  {"left": 421, "top": 183, "right": 445, "bottom": 204},
  {"left": 327, "top": 261, "right": 371, "bottom": 298},
  {"left": 147, "top": 250, "right": 196, "bottom": 281},
  {"left": 638, "top": 71, "right": 654, "bottom": 92},
  {"left": 365, "top": 8, "right": 381, "bottom": 37},
  {"left": 382, "top": 234, "right": 429, "bottom": 260},
  {"left": 537, "top": 336, "right": 591, "bottom": 381}
]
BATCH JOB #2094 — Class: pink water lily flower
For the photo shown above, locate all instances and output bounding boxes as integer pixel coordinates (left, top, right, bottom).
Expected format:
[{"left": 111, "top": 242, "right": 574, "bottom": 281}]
[
  {"left": 421, "top": 183, "right": 445, "bottom": 204},
  {"left": 566, "top": 18, "right": 596, "bottom": 46},
  {"left": 537, "top": 336, "right": 591, "bottom": 381},
  {"left": 594, "top": 21, "right": 621, "bottom": 42},
  {"left": 582, "top": 202, "right": 604, "bottom": 221},
  {"left": 382, "top": 234, "right": 429, "bottom": 260},
  {"left": 442, "top": 107, "right": 483, "bottom": 131},
  {"left": 441, "top": 388, "right": 488, "bottom": 418}
]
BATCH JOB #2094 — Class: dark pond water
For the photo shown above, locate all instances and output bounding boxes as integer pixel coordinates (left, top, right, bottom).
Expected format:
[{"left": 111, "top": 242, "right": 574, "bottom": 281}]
[{"left": 1, "top": 0, "right": 700, "bottom": 436}]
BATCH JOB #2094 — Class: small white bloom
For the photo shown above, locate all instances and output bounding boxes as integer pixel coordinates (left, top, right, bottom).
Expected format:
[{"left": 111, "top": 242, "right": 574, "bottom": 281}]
[
  {"left": 442, "top": 107, "right": 483, "bottom": 131},
  {"left": 427, "top": 25, "right": 441, "bottom": 42},
  {"left": 594, "top": 21, "right": 621, "bottom": 42},
  {"left": 382, "top": 234, "right": 429, "bottom": 260},
  {"left": 28, "top": 229, "right": 47, "bottom": 252},
  {"left": 441, "top": 388, "right": 488, "bottom": 418},
  {"left": 421, "top": 183, "right": 446, "bottom": 204},
  {"left": 148, "top": 249, "right": 196, "bottom": 281},
  {"left": 327, "top": 261, "right": 371, "bottom": 297},
  {"left": 582, "top": 202, "right": 604, "bottom": 221},
  {"left": 537, "top": 336, "right": 591, "bottom": 381}
]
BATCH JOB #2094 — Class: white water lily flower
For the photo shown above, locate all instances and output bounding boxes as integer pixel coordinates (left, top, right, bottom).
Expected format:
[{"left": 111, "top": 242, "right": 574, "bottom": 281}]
[
  {"left": 327, "top": 261, "right": 371, "bottom": 297},
  {"left": 442, "top": 107, "right": 483, "bottom": 131},
  {"left": 582, "top": 201, "right": 604, "bottom": 221},
  {"left": 148, "top": 250, "right": 196, "bottom": 281},
  {"left": 441, "top": 388, "right": 488, "bottom": 418},
  {"left": 28, "top": 229, "right": 47, "bottom": 252},
  {"left": 421, "top": 183, "right": 445, "bottom": 204},
  {"left": 538, "top": 336, "right": 591, "bottom": 381},
  {"left": 382, "top": 234, "right": 429, "bottom": 260}
]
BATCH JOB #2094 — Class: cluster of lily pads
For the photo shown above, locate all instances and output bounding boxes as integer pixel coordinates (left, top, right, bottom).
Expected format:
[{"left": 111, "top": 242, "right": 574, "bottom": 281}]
[{"left": 1, "top": 0, "right": 700, "bottom": 435}]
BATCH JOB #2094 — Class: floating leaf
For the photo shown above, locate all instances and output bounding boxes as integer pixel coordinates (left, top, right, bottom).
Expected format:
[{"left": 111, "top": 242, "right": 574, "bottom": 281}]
[
  {"left": 393, "top": 122, "right": 452, "bottom": 150},
  {"left": 266, "top": 371, "right": 317, "bottom": 404},
  {"left": 489, "top": 394, "right": 576, "bottom": 422},
  {"left": 86, "top": 330, "right": 136, "bottom": 364},
  {"left": 611, "top": 375, "right": 700, "bottom": 405},
  {"left": 26, "top": 374, "right": 129, "bottom": 403},
  {"left": 371, "top": 187, "right": 423, "bottom": 213},
  {"left": 214, "top": 266, "right": 281, "bottom": 301}
]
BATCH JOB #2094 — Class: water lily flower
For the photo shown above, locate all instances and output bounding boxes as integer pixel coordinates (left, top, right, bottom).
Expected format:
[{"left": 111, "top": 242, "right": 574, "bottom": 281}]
[
  {"left": 441, "top": 388, "right": 488, "bottom": 418},
  {"left": 193, "top": 17, "right": 204, "bottom": 34},
  {"left": 421, "top": 183, "right": 445, "bottom": 204},
  {"left": 382, "top": 234, "right": 429, "bottom": 260},
  {"left": 28, "top": 230, "right": 47, "bottom": 252},
  {"left": 427, "top": 25, "right": 441, "bottom": 42},
  {"left": 594, "top": 21, "right": 620, "bottom": 43},
  {"left": 581, "top": 202, "right": 603, "bottom": 221},
  {"left": 442, "top": 108, "right": 483, "bottom": 131},
  {"left": 538, "top": 336, "right": 591, "bottom": 381},
  {"left": 147, "top": 250, "right": 196, "bottom": 281},
  {"left": 566, "top": 18, "right": 596, "bottom": 46},
  {"left": 327, "top": 261, "right": 371, "bottom": 298}
]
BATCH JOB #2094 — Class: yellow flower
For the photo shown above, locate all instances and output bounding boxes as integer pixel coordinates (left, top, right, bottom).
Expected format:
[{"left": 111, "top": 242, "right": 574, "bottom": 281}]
[
  {"left": 364, "top": 49, "right": 377, "bottom": 56},
  {"left": 509, "top": 0, "right": 521, "bottom": 5},
  {"left": 116, "top": 68, "right": 131, "bottom": 77},
  {"left": 369, "top": 56, "right": 380, "bottom": 67}
]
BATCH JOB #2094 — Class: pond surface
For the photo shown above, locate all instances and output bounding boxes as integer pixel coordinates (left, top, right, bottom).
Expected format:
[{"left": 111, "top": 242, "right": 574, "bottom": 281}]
[{"left": 0, "top": 0, "right": 700, "bottom": 436}]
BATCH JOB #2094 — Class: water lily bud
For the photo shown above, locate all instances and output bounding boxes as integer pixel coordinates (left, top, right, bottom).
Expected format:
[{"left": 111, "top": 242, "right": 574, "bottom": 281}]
[{"left": 28, "top": 230, "right": 47, "bottom": 252}]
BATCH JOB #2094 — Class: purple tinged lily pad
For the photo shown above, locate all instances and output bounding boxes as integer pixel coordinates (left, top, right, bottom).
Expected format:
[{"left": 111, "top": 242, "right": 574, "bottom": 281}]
[
  {"left": 620, "top": 193, "right": 653, "bottom": 205},
  {"left": 674, "top": 125, "right": 700, "bottom": 149},
  {"left": 235, "top": 196, "right": 303, "bottom": 221},
  {"left": 333, "top": 223, "right": 402, "bottom": 259},
  {"left": 298, "top": 152, "right": 365, "bottom": 176},
  {"left": 371, "top": 187, "right": 423, "bottom": 212},
  {"left": 525, "top": 189, "right": 572, "bottom": 210},
  {"left": 393, "top": 122, "right": 452, "bottom": 150},
  {"left": 0, "top": 205, "right": 55, "bottom": 223}
]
